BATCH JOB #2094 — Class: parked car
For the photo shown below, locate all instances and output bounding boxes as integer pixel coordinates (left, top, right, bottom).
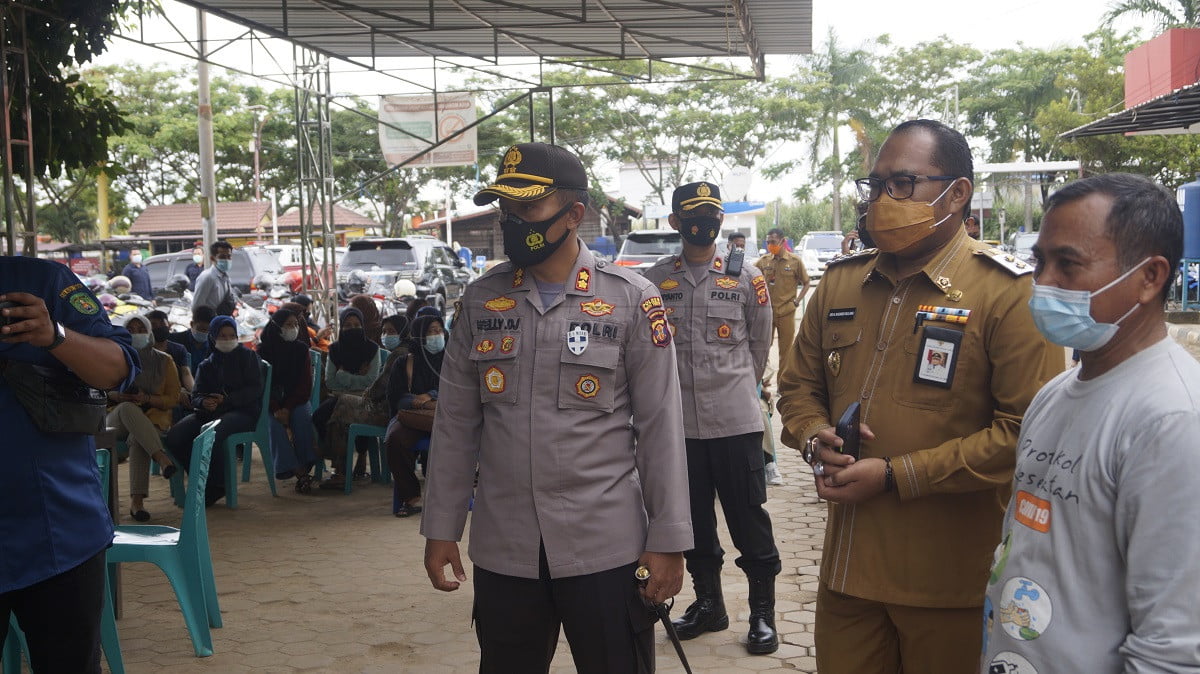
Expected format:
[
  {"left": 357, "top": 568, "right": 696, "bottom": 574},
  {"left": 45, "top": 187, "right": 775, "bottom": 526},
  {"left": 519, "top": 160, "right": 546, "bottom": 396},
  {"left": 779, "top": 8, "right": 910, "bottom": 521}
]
[
  {"left": 142, "top": 245, "right": 283, "bottom": 296},
  {"left": 614, "top": 229, "right": 681, "bottom": 274},
  {"left": 798, "top": 230, "right": 845, "bottom": 280},
  {"left": 1007, "top": 232, "right": 1039, "bottom": 263},
  {"left": 335, "top": 236, "right": 472, "bottom": 310},
  {"left": 263, "top": 243, "right": 345, "bottom": 273}
]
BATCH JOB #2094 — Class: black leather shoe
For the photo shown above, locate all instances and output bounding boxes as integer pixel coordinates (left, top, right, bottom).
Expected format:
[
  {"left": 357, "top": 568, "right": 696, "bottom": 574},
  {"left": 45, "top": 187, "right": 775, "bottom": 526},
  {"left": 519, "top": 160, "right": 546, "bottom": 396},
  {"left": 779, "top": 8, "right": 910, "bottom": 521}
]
[
  {"left": 746, "top": 576, "right": 779, "bottom": 654},
  {"left": 671, "top": 570, "right": 728, "bottom": 640}
]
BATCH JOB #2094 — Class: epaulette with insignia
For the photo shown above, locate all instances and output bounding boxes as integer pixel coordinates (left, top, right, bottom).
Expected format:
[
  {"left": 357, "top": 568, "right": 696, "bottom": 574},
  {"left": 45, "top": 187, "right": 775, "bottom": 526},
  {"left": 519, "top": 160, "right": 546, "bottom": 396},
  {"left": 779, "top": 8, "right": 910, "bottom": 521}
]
[
  {"left": 825, "top": 248, "right": 878, "bottom": 267},
  {"left": 976, "top": 248, "right": 1033, "bottom": 276}
]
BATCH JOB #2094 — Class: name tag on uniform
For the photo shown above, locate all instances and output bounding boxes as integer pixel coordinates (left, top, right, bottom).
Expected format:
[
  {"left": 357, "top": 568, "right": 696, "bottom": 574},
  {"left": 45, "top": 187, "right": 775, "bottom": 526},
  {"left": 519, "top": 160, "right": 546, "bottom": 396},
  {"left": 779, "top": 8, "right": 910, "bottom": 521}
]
[
  {"left": 828, "top": 308, "right": 856, "bottom": 321},
  {"left": 913, "top": 325, "right": 961, "bottom": 388}
]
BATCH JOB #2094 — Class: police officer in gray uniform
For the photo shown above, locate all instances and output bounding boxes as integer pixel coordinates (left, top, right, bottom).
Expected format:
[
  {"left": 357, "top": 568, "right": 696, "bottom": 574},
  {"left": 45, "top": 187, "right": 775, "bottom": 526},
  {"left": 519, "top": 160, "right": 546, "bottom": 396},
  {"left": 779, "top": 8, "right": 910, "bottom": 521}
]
[
  {"left": 421, "top": 143, "right": 693, "bottom": 673},
  {"left": 643, "top": 182, "right": 781, "bottom": 654}
]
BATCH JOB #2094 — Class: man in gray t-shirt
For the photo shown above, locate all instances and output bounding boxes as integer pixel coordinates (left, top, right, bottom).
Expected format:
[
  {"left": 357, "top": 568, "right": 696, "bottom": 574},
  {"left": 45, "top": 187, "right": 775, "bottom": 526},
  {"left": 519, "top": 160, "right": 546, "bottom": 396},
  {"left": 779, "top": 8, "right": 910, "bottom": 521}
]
[
  {"left": 192, "top": 240, "right": 236, "bottom": 316},
  {"left": 983, "top": 173, "right": 1200, "bottom": 672}
]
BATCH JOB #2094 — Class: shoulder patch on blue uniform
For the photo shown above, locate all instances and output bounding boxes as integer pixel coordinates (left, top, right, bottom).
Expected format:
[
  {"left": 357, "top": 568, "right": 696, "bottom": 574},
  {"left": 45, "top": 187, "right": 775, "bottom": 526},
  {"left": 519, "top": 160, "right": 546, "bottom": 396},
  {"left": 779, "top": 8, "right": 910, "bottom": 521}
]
[
  {"left": 68, "top": 291, "right": 100, "bottom": 315},
  {"left": 976, "top": 248, "right": 1033, "bottom": 276}
]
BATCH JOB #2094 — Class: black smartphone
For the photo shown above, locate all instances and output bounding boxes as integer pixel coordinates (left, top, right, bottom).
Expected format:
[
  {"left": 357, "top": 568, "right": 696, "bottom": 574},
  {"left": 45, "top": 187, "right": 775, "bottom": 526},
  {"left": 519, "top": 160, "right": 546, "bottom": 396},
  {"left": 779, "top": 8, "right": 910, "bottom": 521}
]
[
  {"left": 835, "top": 401, "right": 862, "bottom": 460},
  {"left": 0, "top": 300, "right": 16, "bottom": 329}
]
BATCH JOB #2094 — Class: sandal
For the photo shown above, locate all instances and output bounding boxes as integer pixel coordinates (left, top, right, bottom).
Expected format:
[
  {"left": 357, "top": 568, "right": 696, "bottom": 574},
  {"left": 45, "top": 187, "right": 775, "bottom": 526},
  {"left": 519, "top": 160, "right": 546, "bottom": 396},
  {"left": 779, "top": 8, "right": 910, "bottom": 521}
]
[
  {"left": 394, "top": 502, "right": 423, "bottom": 518},
  {"left": 295, "top": 474, "right": 314, "bottom": 494},
  {"left": 130, "top": 509, "right": 151, "bottom": 522}
]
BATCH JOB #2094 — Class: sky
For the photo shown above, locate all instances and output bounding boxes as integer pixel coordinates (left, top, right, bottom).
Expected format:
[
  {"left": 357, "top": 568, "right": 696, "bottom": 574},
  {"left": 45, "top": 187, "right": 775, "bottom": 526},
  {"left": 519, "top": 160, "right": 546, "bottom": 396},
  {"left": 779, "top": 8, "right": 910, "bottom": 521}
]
[{"left": 95, "top": 0, "right": 1149, "bottom": 207}]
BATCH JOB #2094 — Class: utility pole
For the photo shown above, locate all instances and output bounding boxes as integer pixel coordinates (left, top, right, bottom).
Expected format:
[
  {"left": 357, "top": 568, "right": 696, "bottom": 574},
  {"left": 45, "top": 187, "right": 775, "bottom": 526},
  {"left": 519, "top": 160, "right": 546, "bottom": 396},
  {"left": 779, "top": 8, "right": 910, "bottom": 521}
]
[
  {"left": 197, "top": 10, "right": 217, "bottom": 254},
  {"left": 248, "top": 105, "right": 270, "bottom": 202}
]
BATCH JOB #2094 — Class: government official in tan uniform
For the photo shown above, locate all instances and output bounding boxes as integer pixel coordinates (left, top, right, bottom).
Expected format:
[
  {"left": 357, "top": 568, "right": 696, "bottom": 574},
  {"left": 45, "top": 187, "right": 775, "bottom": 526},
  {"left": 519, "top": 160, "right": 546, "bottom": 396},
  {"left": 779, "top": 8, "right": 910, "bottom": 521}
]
[
  {"left": 421, "top": 143, "right": 692, "bottom": 674},
  {"left": 643, "top": 182, "right": 780, "bottom": 654},
  {"left": 755, "top": 228, "right": 809, "bottom": 370},
  {"left": 776, "top": 119, "right": 1062, "bottom": 674}
]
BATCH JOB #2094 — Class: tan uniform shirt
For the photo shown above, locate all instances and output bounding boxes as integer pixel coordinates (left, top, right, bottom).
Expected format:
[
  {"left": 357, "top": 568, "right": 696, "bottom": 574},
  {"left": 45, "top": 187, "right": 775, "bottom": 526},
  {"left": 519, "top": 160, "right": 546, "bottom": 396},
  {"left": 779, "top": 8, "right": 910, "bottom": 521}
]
[
  {"left": 777, "top": 227, "right": 1063, "bottom": 608},
  {"left": 755, "top": 249, "right": 809, "bottom": 315},
  {"left": 642, "top": 253, "right": 773, "bottom": 439},
  {"left": 421, "top": 243, "right": 693, "bottom": 580}
]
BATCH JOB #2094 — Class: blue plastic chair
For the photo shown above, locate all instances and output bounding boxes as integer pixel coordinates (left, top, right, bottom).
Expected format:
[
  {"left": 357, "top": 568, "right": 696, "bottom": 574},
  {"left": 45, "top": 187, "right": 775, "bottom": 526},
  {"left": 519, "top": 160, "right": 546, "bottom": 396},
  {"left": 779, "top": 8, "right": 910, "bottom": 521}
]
[
  {"left": 106, "top": 421, "right": 222, "bottom": 658},
  {"left": 222, "top": 359, "right": 275, "bottom": 509},
  {"left": 308, "top": 349, "right": 322, "bottom": 413}
]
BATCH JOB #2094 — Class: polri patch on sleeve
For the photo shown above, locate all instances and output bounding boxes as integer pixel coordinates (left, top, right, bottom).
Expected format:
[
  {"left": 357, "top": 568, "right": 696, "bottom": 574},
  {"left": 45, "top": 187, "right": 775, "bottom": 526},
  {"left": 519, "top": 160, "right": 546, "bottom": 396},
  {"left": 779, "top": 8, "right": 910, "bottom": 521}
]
[{"left": 827, "top": 308, "right": 856, "bottom": 321}]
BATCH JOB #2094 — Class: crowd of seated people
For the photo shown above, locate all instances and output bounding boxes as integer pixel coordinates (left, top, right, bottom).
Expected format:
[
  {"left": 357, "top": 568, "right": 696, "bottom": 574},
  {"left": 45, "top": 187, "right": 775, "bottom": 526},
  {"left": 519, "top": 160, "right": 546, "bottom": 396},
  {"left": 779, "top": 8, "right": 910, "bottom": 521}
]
[{"left": 112, "top": 295, "right": 442, "bottom": 516}]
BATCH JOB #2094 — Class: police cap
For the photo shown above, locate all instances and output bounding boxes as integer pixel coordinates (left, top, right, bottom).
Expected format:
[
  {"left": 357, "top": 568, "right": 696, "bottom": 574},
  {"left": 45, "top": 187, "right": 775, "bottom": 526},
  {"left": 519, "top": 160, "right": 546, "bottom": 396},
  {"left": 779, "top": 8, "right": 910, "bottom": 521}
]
[
  {"left": 473, "top": 142, "right": 588, "bottom": 206},
  {"left": 672, "top": 182, "right": 724, "bottom": 213}
]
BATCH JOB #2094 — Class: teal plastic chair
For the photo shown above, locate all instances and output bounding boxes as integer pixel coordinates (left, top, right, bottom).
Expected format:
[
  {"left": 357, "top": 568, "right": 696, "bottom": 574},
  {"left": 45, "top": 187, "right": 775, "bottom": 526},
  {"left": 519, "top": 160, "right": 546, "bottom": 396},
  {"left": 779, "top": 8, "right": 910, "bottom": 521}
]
[
  {"left": 3, "top": 451, "right": 127, "bottom": 673},
  {"left": 308, "top": 349, "right": 322, "bottom": 413},
  {"left": 222, "top": 359, "right": 275, "bottom": 509},
  {"left": 106, "top": 420, "right": 222, "bottom": 658}
]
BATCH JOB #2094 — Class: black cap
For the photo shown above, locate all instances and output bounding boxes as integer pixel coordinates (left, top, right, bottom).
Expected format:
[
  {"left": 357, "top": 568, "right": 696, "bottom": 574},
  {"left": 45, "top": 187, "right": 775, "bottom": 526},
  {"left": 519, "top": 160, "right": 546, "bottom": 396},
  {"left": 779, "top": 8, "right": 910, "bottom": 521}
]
[
  {"left": 672, "top": 181, "right": 724, "bottom": 213},
  {"left": 293, "top": 294, "right": 313, "bottom": 307},
  {"left": 473, "top": 143, "right": 588, "bottom": 206}
]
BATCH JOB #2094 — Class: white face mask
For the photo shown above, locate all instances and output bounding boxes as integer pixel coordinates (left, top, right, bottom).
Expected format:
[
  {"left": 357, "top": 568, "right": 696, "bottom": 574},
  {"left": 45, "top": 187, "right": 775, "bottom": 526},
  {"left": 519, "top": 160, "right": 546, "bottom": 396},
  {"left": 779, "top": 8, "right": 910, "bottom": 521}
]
[
  {"left": 193, "top": 254, "right": 203, "bottom": 264},
  {"left": 131, "top": 254, "right": 143, "bottom": 264},
  {"left": 131, "top": 333, "right": 152, "bottom": 350},
  {"left": 282, "top": 327, "right": 300, "bottom": 342},
  {"left": 214, "top": 339, "right": 239, "bottom": 353}
]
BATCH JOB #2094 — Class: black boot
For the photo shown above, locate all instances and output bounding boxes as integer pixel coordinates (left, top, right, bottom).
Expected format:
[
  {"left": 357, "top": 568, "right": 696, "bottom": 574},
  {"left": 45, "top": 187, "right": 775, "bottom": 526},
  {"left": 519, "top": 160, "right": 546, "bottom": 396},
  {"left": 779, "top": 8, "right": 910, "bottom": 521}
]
[
  {"left": 746, "top": 576, "right": 779, "bottom": 654},
  {"left": 671, "top": 569, "right": 729, "bottom": 640}
]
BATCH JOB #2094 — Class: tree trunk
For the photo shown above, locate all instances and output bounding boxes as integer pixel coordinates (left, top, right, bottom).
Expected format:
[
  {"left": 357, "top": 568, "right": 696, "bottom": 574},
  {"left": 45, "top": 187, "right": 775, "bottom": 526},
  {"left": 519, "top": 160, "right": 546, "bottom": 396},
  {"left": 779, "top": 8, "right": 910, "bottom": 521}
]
[{"left": 831, "top": 119, "right": 842, "bottom": 232}]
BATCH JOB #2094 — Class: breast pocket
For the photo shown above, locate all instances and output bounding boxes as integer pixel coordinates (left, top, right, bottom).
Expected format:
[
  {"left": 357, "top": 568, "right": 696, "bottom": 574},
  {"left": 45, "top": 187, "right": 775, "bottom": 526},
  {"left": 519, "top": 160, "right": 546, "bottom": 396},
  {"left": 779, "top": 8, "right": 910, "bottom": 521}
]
[
  {"left": 558, "top": 340, "right": 621, "bottom": 413},
  {"left": 820, "top": 324, "right": 863, "bottom": 397},
  {"left": 705, "top": 302, "right": 747, "bottom": 345},
  {"left": 469, "top": 335, "right": 520, "bottom": 405},
  {"left": 894, "top": 328, "right": 973, "bottom": 411}
]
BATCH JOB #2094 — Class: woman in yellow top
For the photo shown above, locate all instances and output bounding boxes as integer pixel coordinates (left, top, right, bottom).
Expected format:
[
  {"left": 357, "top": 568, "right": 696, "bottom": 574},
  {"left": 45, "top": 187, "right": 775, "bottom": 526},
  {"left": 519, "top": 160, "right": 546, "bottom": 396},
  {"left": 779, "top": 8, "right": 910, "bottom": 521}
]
[{"left": 107, "top": 314, "right": 180, "bottom": 521}]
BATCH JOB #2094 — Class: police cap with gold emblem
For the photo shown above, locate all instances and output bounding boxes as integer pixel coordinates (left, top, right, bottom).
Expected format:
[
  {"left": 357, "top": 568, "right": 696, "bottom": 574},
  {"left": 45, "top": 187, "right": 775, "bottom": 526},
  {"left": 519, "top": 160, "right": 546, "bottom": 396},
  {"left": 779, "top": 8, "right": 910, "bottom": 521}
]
[
  {"left": 671, "top": 181, "right": 724, "bottom": 213},
  {"left": 473, "top": 142, "right": 589, "bottom": 205}
]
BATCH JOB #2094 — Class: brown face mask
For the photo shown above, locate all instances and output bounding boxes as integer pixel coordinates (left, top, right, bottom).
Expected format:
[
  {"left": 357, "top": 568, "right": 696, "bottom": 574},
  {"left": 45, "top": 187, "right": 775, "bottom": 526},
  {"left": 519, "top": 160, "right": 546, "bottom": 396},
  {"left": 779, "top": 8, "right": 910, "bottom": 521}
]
[{"left": 865, "top": 182, "right": 957, "bottom": 253}]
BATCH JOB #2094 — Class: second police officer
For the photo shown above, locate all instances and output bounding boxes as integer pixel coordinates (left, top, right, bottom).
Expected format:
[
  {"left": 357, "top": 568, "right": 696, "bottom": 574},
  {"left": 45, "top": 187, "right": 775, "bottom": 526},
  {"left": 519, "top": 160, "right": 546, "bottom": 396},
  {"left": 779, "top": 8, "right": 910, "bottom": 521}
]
[{"left": 642, "top": 182, "right": 781, "bottom": 654}]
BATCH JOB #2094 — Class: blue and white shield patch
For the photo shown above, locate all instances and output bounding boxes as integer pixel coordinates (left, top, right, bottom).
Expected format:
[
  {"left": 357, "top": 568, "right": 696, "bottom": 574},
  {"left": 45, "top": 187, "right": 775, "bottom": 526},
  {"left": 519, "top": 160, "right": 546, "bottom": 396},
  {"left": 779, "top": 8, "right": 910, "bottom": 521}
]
[{"left": 567, "top": 326, "right": 588, "bottom": 355}]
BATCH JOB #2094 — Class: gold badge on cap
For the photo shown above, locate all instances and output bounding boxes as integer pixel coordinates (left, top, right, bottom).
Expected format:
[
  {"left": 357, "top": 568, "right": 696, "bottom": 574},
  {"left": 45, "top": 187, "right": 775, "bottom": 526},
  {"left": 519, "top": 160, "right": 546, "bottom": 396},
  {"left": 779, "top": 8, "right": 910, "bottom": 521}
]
[
  {"left": 827, "top": 350, "right": 842, "bottom": 377},
  {"left": 697, "top": 183, "right": 711, "bottom": 197},
  {"left": 502, "top": 146, "right": 522, "bottom": 175}
]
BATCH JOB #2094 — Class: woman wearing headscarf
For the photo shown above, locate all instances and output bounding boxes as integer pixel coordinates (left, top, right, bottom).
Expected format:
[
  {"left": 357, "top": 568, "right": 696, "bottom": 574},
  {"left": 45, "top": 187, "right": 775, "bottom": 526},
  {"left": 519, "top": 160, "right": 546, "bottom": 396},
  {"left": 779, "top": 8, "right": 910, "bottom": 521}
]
[
  {"left": 349, "top": 294, "right": 383, "bottom": 346},
  {"left": 165, "top": 315, "right": 263, "bottom": 507},
  {"left": 384, "top": 314, "right": 445, "bottom": 517},
  {"left": 312, "top": 307, "right": 381, "bottom": 487},
  {"left": 107, "top": 314, "right": 180, "bottom": 521},
  {"left": 258, "top": 308, "right": 318, "bottom": 492}
]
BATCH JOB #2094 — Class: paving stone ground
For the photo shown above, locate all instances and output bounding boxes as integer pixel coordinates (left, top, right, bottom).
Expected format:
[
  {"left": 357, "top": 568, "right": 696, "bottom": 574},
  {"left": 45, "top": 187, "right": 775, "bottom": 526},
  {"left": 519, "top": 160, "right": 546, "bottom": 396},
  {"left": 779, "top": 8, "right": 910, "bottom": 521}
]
[{"left": 95, "top": 318, "right": 1200, "bottom": 674}]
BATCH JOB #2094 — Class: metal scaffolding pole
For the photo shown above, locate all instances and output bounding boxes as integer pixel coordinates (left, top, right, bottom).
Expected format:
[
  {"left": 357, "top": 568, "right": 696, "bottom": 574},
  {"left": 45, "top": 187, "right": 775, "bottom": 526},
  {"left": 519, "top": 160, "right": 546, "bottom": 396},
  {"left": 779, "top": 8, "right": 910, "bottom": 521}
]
[{"left": 293, "top": 45, "right": 336, "bottom": 327}]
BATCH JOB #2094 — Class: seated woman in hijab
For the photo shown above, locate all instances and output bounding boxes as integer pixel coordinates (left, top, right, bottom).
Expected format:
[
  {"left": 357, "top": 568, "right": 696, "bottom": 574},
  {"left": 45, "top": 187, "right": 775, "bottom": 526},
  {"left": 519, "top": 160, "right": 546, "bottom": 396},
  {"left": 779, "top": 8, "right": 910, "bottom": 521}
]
[
  {"left": 315, "top": 314, "right": 410, "bottom": 490},
  {"left": 166, "top": 315, "right": 263, "bottom": 507},
  {"left": 258, "top": 308, "right": 318, "bottom": 492},
  {"left": 349, "top": 294, "right": 383, "bottom": 346},
  {"left": 107, "top": 314, "right": 180, "bottom": 521},
  {"left": 311, "top": 307, "right": 380, "bottom": 485},
  {"left": 384, "top": 314, "right": 445, "bottom": 517}
]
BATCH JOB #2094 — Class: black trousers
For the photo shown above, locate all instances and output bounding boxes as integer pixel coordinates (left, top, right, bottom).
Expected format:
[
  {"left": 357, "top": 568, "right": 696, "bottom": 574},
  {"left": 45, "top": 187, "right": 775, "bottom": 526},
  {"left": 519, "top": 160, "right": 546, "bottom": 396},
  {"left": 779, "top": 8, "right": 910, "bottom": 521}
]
[
  {"left": 473, "top": 547, "right": 655, "bottom": 674},
  {"left": 167, "top": 411, "right": 258, "bottom": 503},
  {"left": 0, "top": 550, "right": 105, "bottom": 674},
  {"left": 684, "top": 433, "right": 781, "bottom": 579}
]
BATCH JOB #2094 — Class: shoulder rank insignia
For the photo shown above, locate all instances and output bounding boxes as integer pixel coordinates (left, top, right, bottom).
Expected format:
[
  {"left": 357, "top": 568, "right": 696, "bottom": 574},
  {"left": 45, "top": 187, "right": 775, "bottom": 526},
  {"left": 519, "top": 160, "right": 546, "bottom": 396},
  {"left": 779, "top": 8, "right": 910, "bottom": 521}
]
[
  {"left": 484, "top": 296, "right": 517, "bottom": 312},
  {"left": 751, "top": 275, "right": 768, "bottom": 305},
  {"left": 977, "top": 248, "right": 1033, "bottom": 276},
  {"left": 715, "top": 277, "right": 738, "bottom": 290},
  {"left": 712, "top": 256, "right": 724, "bottom": 271},
  {"left": 659, "top": 278, "right": 679, "bottom": 290},
  {"left": 575, "top": 267, "right": 591, "bottom": 292},
  {"left": 512, "top": 267, "right": 525, "bottom": 288},
  {"left": 826, "top": 247, "right": 879, "bottom": 268},
  {"left": 673, "top": 257, "right": 683, "bottom": 271},
  {"left": 580, "top": 299, "right": 615, "bottom": 317}
]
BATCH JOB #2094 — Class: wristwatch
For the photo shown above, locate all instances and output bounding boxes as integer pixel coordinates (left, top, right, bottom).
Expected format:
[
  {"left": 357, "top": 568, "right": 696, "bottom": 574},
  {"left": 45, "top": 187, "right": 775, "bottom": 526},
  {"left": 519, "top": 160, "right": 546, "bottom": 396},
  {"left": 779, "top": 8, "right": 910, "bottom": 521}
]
[
  {"left": 44, "top": 321, "right": 67, "bottom": 351},
  {"left": 802, "top": 436, "right": 819, "bottom": 465}
]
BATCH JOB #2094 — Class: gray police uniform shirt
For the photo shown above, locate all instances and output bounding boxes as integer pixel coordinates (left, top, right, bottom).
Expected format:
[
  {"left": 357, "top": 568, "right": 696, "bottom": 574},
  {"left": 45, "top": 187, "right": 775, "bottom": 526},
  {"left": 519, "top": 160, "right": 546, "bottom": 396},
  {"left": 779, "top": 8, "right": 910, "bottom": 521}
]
[
  {"left": 420, "top": 243, "right": 693, "bottom": 580},
  {"left": 642, "top": 253, "right": 772, "bottom": 439},
  {"left": 982, "top": 337, "right": 1200, "bottom": 673}
]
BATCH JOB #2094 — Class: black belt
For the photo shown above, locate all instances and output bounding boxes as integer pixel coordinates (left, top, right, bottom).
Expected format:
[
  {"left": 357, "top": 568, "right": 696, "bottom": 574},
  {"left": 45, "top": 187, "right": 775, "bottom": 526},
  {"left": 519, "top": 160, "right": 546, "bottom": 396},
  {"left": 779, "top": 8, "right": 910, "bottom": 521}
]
[{"left": 636, "top": 566, "right": 693, "bottom": 674}]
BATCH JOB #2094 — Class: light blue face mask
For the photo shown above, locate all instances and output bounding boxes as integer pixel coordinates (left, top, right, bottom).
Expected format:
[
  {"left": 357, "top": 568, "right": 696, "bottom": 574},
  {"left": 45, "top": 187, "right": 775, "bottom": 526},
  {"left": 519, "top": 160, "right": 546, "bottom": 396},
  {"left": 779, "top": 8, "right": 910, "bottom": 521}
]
[
  {"left": 215, "top": 258, "right": 231, "bottom": 273},
  {"left": 382, "top": 334, "right": 402, "bottom": 350},
  {"left": 191, "top": 329, "right": 208, "bottom": 343},
  {"left": 425, "top": 333, "right": 445, "bottom": 354},
  {"left": 1028, "top": 257, "right": 1149, "bottom": 352}
]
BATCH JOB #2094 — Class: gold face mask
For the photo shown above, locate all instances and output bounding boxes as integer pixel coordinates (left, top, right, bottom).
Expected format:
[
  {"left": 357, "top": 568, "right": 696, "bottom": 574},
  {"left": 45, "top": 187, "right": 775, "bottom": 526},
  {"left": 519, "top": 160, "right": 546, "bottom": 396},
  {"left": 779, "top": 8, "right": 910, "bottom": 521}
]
[{"left": 865, "top": 181, "right": 957, "bottom": 253}]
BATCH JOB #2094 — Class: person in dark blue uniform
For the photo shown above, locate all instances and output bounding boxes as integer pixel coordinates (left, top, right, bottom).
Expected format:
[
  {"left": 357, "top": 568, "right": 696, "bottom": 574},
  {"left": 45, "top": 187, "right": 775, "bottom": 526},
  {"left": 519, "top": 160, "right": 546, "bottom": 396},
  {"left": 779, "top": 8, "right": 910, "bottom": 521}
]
[
  {"left": 121, "top": 249, "right": 152, "bottom": 299},
  {"left": 0, "top": 255, "right": 139, "bottom": 674}
]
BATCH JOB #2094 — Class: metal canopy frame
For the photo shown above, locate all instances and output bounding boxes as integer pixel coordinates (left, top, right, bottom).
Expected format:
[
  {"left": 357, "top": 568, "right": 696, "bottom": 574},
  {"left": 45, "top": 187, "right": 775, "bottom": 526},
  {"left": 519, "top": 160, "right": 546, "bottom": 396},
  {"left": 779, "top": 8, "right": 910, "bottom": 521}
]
[{"left": 1061, "top": 81, "right": 1200, "bottom": 138}]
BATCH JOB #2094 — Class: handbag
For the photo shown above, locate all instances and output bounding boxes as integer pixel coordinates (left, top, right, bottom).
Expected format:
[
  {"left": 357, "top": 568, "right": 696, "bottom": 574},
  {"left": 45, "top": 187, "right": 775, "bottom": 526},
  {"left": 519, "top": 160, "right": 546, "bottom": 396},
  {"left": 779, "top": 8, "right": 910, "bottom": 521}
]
[{"left": 2, "top": 360, "right": 109, "bottom": 435}]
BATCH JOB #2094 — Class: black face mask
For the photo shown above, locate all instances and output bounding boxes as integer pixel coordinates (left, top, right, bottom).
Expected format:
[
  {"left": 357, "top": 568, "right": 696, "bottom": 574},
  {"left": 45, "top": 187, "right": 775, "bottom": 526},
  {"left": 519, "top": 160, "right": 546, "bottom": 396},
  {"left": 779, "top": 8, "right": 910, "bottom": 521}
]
[
  {"left": 501, "top": 201, "right": 575, "bottom": 268},
  {"left": 152, "top": 326, "right": 170, "bottom": 343},
  {"left": 677, "top": 215, "right": 721, "bottom": 246}
]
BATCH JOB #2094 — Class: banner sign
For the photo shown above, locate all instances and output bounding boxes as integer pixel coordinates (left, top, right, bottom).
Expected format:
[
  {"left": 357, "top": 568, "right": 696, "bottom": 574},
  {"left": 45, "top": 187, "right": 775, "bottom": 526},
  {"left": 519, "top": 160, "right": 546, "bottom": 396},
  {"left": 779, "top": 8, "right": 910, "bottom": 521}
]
[{"left": 379, "top": 94, "right": 477, "bottom": 168}]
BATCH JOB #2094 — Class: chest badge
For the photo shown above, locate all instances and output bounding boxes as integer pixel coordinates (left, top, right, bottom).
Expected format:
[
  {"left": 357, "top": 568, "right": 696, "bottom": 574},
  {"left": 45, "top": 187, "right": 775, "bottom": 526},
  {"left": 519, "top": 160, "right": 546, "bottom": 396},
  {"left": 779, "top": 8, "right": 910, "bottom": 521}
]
[
  {"left": 500, "top": 336, "right": 516, "bottom": 353},
  {"left": 567, "top": 326, "right": 589, "bottom": 355},
  {"left": 947, "top": 289, "right": 964, "bottom": 302},
  {"left": 715, "top": 276, "right": 738, "bottom": 289},
  {"left": 659, "top": 278, "right": 679, "bottom": 290},
  {"left": 579, "top": 299, "right": 614, "bottom": 317},
  {"left": 476, "top": 339, "right": 496, "bottom": 354},
  {"left": 484, "top": 296, "right": 516, "bottom": 312},
  {"left": 484, "top": 366, "right": 506, "bottom": 394},
  {"left": 827, "top": 350, "right": 842, "bottom": 377},
  {"left": 717, "top": 323, "right": 732, "bottom": 339},
  {"left": 575, "top": 374, "right": 600, "bottom": 399}
]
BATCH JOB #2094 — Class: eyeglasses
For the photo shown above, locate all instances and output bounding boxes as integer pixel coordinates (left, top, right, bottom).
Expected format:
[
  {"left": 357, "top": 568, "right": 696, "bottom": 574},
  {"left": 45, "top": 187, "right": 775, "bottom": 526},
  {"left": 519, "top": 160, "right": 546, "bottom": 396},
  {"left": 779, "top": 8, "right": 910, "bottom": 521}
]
[{"left": 854, "top": 174, "right": 958, "bottom": 202}]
